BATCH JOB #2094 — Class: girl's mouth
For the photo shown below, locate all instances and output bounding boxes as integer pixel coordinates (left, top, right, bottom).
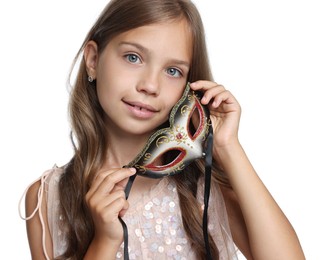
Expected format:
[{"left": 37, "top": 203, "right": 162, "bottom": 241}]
[{"left": 124, "top": 100, "right": 158, "bottom": 119}]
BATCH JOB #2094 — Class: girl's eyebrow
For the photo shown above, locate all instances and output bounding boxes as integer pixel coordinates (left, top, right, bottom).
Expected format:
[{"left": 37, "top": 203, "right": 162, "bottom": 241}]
[
  {"left": 119, "top": 41, "right": 190, "bottom": 69},
  {"left": 119, "top": 41, "right": 149, "bottom": 53}
]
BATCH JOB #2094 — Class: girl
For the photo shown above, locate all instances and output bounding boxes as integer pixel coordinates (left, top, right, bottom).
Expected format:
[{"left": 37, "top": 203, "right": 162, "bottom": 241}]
[{"left": 22, "top": 0, "right": 305, "bottom": 259}]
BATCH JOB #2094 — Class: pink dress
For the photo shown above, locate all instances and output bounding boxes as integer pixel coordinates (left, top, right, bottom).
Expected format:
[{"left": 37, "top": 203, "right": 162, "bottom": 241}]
[{"left": 22, "top": 166, "right": 239, "bottom": 259}]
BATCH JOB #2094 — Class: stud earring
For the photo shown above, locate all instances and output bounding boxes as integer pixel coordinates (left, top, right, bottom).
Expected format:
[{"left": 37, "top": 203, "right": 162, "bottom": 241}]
[{"left": 88, "top": 76, "right": 94, "bottom": 82}]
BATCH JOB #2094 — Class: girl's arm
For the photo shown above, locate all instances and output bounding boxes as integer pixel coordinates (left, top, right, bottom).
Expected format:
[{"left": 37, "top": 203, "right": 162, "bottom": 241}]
[
  {"left": 191, "top": 80, "right": 305, "bottom": 259},
  {"left": 218, "top": 142, "right": 305, "bottom": 259}
]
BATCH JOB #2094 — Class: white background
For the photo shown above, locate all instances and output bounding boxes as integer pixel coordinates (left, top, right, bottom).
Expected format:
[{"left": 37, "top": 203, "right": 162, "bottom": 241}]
[{"left": 0, "top": 0, "right": 321, "bottom": 259}]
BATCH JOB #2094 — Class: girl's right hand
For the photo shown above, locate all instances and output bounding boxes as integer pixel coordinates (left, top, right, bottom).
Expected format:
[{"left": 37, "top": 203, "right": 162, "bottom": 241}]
[{"left": 85, "top": 167, "right": 136, "bottom": 246}]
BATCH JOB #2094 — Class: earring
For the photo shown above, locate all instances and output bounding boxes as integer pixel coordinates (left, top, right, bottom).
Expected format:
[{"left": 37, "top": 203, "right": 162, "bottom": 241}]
[{"left": 88, "top": 76, "right": 94, "bottom": 82}]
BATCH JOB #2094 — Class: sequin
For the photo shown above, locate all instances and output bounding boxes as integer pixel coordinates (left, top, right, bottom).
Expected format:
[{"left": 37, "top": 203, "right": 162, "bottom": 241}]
[
  {"left": 135, "top": 229, "right": 142, "bottom": 237},
  {"left": 144, "top": 204, "right": 151, "bottom": 211},
  {"left": 180, "top": 238, "right": 188, "bottom": 244},
  {"left": 170, "top": 228, "right": 176, "bottom": 236},
  {"left": 143, "top": 229, "right": 150, "bottom": 237},
  {"left": 150, "top": 243, "right": 158, "bottom": 252},
  {"left": 158, "top": 246, "right": 164, "bottom": 253},
  {"left": 143, "top": 222, "right": 152, "bottom": 228},
  {"left": 165, "top": 237, "right": 172, "bottom": 245},
  {"left": 139, "top": 236, "right": 145, "bottom": 242},
  {"left": 144, "top": 211, "right": 154, "bottom": 219},
  {"left": 155, "top": 224, "right": 162, "bottom": 234},
  {"left": 168, "top": 183, "right": 175, "bottom": 190},
  {"left": 147, "top": 201, "right": 153, "bottom": 208}
]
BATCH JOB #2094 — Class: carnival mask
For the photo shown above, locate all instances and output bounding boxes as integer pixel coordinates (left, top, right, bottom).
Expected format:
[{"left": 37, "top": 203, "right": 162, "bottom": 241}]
[{"left": 125, "top": 82, "right": 212, "bottom": 178}]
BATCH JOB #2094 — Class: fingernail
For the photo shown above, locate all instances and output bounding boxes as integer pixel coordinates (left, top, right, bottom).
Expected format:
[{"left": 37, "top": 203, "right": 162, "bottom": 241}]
[{"left": 129, "top": 168, "right": 137, "bottom": 174}]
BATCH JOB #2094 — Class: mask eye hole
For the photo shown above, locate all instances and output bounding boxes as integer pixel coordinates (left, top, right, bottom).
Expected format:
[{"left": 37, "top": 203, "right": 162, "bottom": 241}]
[
  {"left": 145, "top": 148, "right": 186, "bottom": 171},
  {"left": 163, "top": 149, "right": 182, "bottom": 166},
  {"left": 188, "top": 105, "right": 203, "bottom": 140},
  {"left": 188, "top": 107, "right": 200, "bottom": 138}
]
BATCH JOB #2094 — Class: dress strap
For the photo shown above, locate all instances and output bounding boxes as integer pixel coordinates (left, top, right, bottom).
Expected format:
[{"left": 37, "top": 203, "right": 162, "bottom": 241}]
[{"left": 19, "top": 167, "right": 56, "bottom": 260}]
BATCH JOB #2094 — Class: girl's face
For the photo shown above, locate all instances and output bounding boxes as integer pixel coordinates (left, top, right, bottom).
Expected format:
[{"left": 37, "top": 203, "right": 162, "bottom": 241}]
[{"left": 85, "top": 19, "right": 192, "bottom": 138}]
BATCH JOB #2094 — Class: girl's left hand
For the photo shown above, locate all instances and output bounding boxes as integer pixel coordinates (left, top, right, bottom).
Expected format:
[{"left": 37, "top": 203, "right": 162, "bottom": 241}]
[{"left": 190, "top": 80, "right": 241, "bottom": 152}]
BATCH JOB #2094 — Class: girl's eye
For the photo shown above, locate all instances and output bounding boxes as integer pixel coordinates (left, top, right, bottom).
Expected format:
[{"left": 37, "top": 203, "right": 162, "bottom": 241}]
[
  {"left": 125, "top": 54, "right": 141, "bottom": 64},
  {"left": 167, "top": 67, "right": 182, "bottom": 78}
]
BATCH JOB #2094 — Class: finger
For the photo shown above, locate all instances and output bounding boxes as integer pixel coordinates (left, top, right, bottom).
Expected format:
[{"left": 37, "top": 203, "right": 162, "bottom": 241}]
[
  {"left": 200, "top": 86, "right": 226, "bottom": 105},
  {"left": 95, "top": 194, "right": 129, "bottom": 223},
  {"left": 89, "top": 168, "right": 119, "bottom": 195},
  {"left": 106, "top": 197, "right": 129, "bottom": 219},
  {"left": 97, "top": 168, "right": 136, "bottom": 195},
  {"left": 92, "top": 189, "right": 127, "bottom": 213},
  {"left": 87, "top": 188, "right": 129, "bottom": 221},
  {"left": 206, "top": 90, "right": 232, "bottom": 108},
  {"left": 88, "top": 187, "right": 120, "bottom": 208},
  {"left": 88, "top": 168, "right": 136, "bottom": 198},
  {"left": 189, "top": 81, "right": 226, "bottom": 103},
  {"left": 190, "top": 80, "right": 222, "bottom": 91}
]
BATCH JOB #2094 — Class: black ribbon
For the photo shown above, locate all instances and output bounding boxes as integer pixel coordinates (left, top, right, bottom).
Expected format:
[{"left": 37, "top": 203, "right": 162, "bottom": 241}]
[
  {"left": 203, "top": 130, "right": 213, "bottom": 260},
  {"left": 119, "top": 173, "right": 137, "bottom": 260}
]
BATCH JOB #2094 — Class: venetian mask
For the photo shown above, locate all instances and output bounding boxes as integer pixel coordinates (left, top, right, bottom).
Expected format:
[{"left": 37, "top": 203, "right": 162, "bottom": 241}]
[{"left": 125, "top": 82, "right": 212, "bottom": 178}]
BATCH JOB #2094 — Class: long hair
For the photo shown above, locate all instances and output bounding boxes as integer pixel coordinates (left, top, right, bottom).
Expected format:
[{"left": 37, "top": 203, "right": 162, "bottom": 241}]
[{"left": 59, "top": 0, "right": 229, "bottom": 259}]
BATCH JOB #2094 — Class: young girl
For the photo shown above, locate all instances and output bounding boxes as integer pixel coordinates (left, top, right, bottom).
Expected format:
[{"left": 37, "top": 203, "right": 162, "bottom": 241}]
[{"left": 22, "top": 0, "right": 305, "bottom": 259}]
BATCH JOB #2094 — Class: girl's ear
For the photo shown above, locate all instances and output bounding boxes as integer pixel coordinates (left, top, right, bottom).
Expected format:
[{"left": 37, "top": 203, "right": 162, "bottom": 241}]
[{"left": 84, "top": 41, "right": 99, "bottom": 79}]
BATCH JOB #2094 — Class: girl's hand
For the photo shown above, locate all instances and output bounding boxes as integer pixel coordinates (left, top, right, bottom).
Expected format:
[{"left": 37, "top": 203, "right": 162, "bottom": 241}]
[
  {"left": 190, "top": 80, "right": 241, "bottom": 152},
  {"left": 85, "top": 167, "right": 136, "bottom": 246}
]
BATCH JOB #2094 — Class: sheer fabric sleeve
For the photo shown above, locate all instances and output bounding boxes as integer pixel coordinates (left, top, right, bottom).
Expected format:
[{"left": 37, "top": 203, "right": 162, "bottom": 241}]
[
  {"left": 46, "top": 167, "right": 68, "bottom": 257},
  {"left": 19, "top": 166, "right": 67, "bottom": 259},
  {"left": 197, "top": 177, "right": 240, "bottom": 259}
]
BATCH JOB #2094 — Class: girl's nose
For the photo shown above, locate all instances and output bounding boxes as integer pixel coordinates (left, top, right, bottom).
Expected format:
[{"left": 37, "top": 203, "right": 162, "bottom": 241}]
[{"left": 136, "top": 70, "right": 160, "bottom": 96}]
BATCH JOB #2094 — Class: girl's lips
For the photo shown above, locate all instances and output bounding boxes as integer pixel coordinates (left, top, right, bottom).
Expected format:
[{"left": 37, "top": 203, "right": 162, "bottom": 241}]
[{"left": 123, "top": 100, "right": 158, "bottom": 119}]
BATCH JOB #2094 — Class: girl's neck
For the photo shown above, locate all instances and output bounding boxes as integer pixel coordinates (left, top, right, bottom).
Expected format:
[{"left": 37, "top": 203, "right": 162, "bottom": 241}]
[{"left": 104, "top": 131, "right": 151, "bottom": 168}]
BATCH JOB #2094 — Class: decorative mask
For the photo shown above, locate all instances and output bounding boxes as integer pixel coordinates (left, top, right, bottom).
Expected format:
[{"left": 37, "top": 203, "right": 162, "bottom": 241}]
[{"left": 125, "top": 82, "right": 212, "bottom": 178}]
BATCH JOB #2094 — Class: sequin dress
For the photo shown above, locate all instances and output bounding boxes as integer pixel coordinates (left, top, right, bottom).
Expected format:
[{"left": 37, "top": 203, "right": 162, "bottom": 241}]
[{"left": 30, "top": 166, "right": 239, "bottom": 259}]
